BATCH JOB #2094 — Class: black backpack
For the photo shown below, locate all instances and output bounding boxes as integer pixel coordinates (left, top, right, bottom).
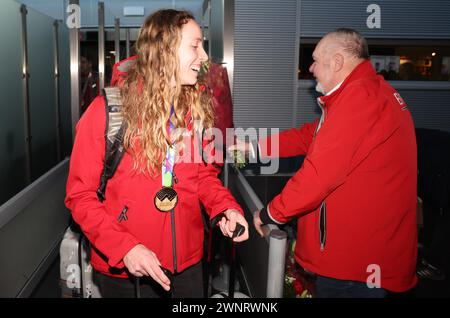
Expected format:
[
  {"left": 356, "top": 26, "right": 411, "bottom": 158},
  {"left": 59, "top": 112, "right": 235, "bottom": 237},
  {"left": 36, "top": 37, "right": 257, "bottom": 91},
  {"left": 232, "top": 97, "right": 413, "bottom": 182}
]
[{"left": 96, "top": 87, "right": 127, "bottom": 202}]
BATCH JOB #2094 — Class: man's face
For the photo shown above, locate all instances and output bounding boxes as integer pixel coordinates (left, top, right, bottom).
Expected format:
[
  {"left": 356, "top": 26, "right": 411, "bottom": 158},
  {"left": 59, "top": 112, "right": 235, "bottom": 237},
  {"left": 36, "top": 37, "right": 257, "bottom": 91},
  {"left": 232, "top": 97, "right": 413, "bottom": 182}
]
[
  {"left": 309, "top": 39, "right": 334, "bottom": 94},
  {"left": 177, "top": 19, "right": 208, "bottom": 86}
]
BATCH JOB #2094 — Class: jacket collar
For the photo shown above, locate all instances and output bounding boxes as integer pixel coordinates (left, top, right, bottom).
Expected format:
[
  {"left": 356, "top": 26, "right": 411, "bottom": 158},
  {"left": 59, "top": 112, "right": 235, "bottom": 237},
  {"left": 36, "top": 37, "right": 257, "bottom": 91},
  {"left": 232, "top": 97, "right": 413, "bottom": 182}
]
[
  {"left": 325, "top": 81, "right": 343, "bottom": 96},
  {"left": 318, "top": 60, "right": 376, "bottom": 107}
]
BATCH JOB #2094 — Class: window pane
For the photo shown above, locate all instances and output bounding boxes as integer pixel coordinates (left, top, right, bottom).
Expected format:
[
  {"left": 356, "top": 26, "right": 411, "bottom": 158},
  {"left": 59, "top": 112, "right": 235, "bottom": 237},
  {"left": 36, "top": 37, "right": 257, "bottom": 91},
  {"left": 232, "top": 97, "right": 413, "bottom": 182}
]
[
  {"left": 0, "top": 0, "right": 27, "bottom": 205},
  {"left": 299, "top": 43, "right": 314, "bottom": 79},
  {"left": 58, "top": 23, "right": 72, "bottom": 158},
  {"left": 299, "top": 40, "right": 450, "bottom": 81},
  {"left": 27, "top": 8, "right": 58, "bottom": 180},
  {"left": 80, "top": 30, "right": 100, "bottom": 115},
  {"left": 370, "top": 46, "right": 450, "bottom": 81}
]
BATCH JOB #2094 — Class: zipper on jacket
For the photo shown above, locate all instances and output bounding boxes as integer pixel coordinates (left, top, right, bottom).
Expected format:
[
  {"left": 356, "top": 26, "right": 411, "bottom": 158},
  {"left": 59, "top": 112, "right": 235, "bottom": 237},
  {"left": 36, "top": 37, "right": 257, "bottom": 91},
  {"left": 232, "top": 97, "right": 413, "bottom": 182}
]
[
  {"left": 171, "top": 208, "right": 177, "bottom": 273},
  {"left": 171, "top": 169, "right": 178, "bottom": 273},
  {"left": 172, "top": 170, "right": 179, "bottom": 184},
  {"left": 314, "top": 101, "right": 326, "bottom": 137},
  {"left": 319, "top": 201, "right": 327, "bottom": 251}
]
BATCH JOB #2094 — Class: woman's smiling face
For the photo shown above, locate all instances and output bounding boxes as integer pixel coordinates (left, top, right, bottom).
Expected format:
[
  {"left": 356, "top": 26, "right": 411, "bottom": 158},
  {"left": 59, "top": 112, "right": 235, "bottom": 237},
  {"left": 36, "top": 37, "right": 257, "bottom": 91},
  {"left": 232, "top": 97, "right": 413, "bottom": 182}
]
[{"left": 177, "top": 19, "right": 208, "bottom": 86}]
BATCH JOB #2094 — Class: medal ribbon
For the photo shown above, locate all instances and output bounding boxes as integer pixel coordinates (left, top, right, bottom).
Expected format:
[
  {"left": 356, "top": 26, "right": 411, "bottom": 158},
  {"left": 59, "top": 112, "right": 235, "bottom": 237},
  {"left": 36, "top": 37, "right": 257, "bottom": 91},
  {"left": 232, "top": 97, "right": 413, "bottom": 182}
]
[{"left": 162, "top": 106, "right": 176, "bottom": 187}]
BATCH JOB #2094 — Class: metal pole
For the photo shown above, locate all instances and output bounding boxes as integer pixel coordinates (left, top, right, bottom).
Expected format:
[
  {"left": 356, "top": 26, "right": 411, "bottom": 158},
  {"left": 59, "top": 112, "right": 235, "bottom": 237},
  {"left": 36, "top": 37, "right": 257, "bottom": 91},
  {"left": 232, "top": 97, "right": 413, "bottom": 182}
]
[
  {"left": 98, "top": 2, "right": 105, "bottom": 90},
  {"left": 20, "top": 4, "right": 32, "bottom": 183},
  {"left": 223, "top": 0, "right": 234, "bottom": 94},
  {"left": 223, "top": 162, "right": 229, "bottom": 188},
  {"left": 266, "top": 229, "right": 287, "bottom": 298},
  {"left": 69, "top": 0, "right": 80, "bottom": 143},
  {"left": 292, "top": 0, "right": 301, "bottom": 128},
  {"left": 207, "top": 1, "right": 211, "bottom": 57},
  {"left": 114, "top": 18, "right": 120, "bottom": 63},
  {"left": 53, "top": 20, "right": 62, "bottom": 162},
  {"left": 125, "top": 28, "right": 130, "bottom": 58}
]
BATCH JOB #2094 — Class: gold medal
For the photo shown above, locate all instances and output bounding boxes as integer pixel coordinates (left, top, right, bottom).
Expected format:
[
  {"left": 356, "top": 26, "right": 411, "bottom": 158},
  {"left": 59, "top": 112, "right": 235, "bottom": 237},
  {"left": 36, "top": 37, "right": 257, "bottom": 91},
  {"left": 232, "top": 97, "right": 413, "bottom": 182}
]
[{"left": 154, "top": 187, "right": 178, "bottom": 212}]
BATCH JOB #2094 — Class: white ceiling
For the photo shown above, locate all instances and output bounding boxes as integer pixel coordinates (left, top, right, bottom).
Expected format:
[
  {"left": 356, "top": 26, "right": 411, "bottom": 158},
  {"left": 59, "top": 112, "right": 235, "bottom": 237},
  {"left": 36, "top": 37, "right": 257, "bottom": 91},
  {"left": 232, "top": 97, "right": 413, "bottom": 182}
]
[{"left": 17, "top": 0, "right": 205, "bottom": 27}]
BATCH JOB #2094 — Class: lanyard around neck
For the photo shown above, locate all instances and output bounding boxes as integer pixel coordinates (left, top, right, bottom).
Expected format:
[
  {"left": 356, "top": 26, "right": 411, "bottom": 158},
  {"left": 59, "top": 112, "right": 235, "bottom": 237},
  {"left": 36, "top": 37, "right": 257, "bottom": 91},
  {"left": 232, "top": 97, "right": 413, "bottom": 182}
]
[{"left": 162, "top": 106, "right": 176, "bottom": 187}]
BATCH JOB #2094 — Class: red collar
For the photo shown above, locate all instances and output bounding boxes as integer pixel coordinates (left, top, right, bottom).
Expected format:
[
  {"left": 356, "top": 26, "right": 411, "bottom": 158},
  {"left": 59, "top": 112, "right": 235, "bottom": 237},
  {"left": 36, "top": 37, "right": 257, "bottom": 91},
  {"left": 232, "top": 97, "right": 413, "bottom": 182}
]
[{"left": 318, "top": 60, "right": 376, "bottom": 106}]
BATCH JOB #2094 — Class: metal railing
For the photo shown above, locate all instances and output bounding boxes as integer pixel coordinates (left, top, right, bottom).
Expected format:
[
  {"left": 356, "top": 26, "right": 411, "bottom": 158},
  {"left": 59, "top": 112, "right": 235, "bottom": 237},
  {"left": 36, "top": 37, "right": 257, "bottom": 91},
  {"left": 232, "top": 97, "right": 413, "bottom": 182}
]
[
  {"left": 225, "top": 164, "right": 287, "bottom": 298},
  {"left": 0, "top": 159, "right": 71, "bottom": 297}
]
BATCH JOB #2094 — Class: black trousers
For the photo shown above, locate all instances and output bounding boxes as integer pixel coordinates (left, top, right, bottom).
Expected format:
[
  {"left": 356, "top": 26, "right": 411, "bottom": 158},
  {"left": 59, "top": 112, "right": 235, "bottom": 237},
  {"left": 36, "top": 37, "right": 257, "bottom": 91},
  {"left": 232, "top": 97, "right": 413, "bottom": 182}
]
[
  {"left": 94, "top": 262, "right": 204, "bottom": 298},
  {"left": 315, "top": 275, "right": 387, "bottom": 298}
]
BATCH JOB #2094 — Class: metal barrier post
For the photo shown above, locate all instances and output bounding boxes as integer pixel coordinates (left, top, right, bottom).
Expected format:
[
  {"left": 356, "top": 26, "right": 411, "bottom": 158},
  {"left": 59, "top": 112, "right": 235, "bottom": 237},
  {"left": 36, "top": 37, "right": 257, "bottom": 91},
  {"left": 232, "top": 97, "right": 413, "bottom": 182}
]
[
  {"left": 20, "top": 4, "right": 32, "bottom": 183},
  {"left": 267, "top": 229, "right": 287, "bottom": 298},
  {"left": 98, "top": 2, "right": 105, "bottom": 90}
]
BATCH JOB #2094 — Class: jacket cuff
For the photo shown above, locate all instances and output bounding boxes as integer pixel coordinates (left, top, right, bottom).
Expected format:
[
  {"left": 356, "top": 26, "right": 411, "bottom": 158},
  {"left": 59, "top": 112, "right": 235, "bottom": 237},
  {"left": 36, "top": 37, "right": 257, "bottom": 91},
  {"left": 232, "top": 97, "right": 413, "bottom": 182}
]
[
  {"left": 210, "top": 204, "right": 244, "bottom": 223},
  {"left": 107, "top": 237, "right": 141, "bottom": 269},
  {"left": 259, "top": 204, "right": 285, "bottom": 225}
]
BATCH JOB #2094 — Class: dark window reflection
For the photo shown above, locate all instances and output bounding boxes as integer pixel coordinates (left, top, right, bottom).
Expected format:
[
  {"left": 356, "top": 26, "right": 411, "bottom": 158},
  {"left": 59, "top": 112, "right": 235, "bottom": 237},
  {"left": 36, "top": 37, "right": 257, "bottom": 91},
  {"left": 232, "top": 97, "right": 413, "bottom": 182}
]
[
  {"left": 299, "top": 40, "right": 450, "bottom": 81},
  {"left": 80, "top": 29, "right": 138, "bottom": 115}
]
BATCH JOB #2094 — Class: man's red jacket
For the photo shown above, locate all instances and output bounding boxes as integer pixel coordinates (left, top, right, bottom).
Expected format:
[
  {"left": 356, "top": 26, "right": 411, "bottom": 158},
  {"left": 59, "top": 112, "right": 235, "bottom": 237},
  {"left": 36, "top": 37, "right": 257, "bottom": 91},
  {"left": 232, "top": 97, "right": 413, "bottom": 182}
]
[{"left": 260, "top": 60, "right": 418, "bottom": 292}]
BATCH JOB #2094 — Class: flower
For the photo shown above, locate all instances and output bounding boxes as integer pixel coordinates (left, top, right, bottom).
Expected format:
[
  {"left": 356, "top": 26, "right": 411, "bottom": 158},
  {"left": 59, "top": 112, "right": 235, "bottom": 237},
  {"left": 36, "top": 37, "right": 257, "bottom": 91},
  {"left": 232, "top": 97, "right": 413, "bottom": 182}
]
[
  {"left": 196, "top": 61, "right": 211, "bottom": 94},
  {"left": 197, "top": 61, "right": 226, "bottom": 98},
  {"left": 232, "top": 149, "right": 246, "bottom": 169},
  {"left": 283, "top": 239, "right": 313, "bottom": 298},
  {"left": 200, "top": 60, "right": 211, "bottom": 75}
]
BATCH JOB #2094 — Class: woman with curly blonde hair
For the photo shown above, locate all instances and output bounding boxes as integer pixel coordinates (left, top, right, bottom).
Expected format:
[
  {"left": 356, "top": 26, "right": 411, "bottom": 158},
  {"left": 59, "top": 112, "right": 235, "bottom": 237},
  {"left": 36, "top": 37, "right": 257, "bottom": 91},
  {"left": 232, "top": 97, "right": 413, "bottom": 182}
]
[{"left": 65, "top": 9, "right": 248, "bottom": 298}]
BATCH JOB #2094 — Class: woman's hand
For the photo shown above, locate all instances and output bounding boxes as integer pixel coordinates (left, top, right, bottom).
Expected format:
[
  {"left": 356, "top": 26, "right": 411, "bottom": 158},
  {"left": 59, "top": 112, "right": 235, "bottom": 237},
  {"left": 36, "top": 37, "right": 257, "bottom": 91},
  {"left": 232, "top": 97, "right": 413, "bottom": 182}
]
[
  {"left": 217, "top": 209, "right": 249, "bottom": 242},
  {"left": 123, "top": 244, "right": 171, "bottom": 291}
]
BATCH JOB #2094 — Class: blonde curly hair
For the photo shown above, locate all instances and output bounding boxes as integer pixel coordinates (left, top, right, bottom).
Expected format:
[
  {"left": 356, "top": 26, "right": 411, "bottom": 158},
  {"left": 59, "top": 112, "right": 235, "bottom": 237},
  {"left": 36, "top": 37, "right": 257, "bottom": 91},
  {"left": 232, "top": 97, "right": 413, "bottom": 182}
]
[{"left": 120, "top": 9, "right": 214, "bottom": 176}]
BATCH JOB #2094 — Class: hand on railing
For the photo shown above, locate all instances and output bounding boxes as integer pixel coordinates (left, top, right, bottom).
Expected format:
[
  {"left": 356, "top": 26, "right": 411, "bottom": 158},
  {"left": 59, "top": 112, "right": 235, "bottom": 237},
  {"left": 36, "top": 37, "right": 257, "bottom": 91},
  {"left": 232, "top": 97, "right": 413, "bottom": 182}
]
[{"left": 253, "top": 210, "right": 265, "bottom": 237}]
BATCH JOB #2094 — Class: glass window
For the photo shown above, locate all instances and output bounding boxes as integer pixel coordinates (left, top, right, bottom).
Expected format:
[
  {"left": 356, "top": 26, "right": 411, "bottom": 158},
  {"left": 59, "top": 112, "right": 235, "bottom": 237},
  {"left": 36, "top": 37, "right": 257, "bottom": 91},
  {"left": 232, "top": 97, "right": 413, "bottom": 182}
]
[
  {"left": 299, "top": 39, "right": 450, "bottom": 81},
  {"left": 80, "top": 29, "right": 138, "bottom": 115},
  {"left": 80, "top": 30, "right": 100, "bottom": 115}
]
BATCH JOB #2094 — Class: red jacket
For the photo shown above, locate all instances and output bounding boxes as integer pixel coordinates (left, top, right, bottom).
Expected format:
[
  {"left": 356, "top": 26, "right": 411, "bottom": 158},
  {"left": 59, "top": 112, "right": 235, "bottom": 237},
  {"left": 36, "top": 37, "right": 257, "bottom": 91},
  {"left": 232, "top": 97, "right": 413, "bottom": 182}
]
[
  {"left": 65, "top": 95, "right": 242, "bottom": 278},
  {"left": 110, "top": 55, "right": 137, "bottom": 87},
  {"left": 260, "top": 60, "right": 418, "bottom": 292}
]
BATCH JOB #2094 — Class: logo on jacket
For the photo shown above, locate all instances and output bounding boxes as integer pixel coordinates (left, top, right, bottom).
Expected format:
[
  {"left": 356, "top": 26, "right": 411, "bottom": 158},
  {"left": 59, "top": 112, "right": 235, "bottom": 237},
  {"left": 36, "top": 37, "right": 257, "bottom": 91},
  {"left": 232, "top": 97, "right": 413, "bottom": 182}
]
[{"left": 394, "top": 92, "right": 407, "bottom": 109}]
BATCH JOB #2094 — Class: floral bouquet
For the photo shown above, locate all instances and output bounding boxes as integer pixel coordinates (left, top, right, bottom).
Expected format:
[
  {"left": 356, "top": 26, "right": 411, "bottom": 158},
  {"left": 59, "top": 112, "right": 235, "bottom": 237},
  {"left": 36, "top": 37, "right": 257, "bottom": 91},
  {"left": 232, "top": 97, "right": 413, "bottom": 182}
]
[
  {"left": 231, "top": 149, "right": 246, "bottom": 169},
  {"left": 284, "top": 240, "right": 314, "bottom": 298},
  {"left": 197, "top": 61, "right": 245, "bottom": 169}
]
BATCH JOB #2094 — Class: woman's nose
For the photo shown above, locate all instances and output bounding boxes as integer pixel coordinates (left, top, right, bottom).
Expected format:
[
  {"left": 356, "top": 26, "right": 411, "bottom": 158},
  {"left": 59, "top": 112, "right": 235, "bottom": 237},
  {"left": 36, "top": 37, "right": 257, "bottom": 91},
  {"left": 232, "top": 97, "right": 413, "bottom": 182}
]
[{"left": 199, "top": 46, "right": 208, "bottom": 62}]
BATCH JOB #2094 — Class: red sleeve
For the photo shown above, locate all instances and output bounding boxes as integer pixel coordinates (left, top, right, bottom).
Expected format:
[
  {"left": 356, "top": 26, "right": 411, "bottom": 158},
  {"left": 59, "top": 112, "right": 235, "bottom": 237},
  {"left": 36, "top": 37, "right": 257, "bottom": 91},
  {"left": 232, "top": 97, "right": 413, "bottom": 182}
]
[
  {"left": 268, "top": 87, "right": 398, "bottom": 222},
  {"left": 65, "top": 96, "right": 140, "bottom": 268},
  {"left": 110, "top": 62, "right": 120, "bottom": 86},
  {"left": 258, "top": 120, "right": 318, "bottom": 158},
  {"left": 198, "top": 138, "right": 243, "bottom": 220}
]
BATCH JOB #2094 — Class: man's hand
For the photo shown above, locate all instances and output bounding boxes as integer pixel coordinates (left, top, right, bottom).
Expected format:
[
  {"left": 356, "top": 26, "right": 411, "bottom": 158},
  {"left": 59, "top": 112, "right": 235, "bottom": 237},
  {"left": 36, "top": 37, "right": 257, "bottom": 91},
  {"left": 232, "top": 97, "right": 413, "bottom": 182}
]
[
  {"left": 123, "top": 244, "right": 171, "bottom": 291},
  {"left": 217, "top": 209, "right": 249, "bottom": 242},
  {"left": 228, "top": 138, "right": 250, "bottom": 154},
  {"left": 227, "top": 139, "right": 253, "bottom": 160},
  {"left": 253, "top": 210, "right": 264, "bottom": 237}
]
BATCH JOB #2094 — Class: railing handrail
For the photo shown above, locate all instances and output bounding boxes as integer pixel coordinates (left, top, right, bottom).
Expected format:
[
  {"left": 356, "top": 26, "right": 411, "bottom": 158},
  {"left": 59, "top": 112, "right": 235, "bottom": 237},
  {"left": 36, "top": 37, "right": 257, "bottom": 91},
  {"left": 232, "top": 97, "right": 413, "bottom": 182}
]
[
  {"left": 0, "top": 158, "right": 70, "bottom": 229},
  {"left": 228, "top": 164, "right": 287, "bottom": 297}
]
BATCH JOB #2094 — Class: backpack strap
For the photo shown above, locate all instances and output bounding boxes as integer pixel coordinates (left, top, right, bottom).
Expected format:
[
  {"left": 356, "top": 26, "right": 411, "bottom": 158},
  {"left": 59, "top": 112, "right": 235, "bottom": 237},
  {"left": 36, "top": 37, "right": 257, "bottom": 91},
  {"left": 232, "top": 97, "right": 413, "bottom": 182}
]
[{"left": 97, "top": 87, "right": 127, "bottom": 202}]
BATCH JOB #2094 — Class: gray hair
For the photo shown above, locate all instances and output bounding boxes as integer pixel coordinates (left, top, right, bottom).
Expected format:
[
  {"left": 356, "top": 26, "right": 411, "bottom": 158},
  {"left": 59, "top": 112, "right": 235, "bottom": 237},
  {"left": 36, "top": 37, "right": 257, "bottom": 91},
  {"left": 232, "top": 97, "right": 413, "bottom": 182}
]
[{"left": 324, "top": 28, "right": 369, "bottom": 59}]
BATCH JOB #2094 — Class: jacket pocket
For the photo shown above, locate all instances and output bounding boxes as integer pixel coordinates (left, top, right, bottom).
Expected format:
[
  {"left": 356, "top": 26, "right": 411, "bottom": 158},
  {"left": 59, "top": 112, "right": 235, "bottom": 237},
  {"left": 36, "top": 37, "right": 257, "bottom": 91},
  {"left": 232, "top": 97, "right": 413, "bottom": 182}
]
[{"left": 319, "top": 201, "right": 327, "bottom": 251}]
